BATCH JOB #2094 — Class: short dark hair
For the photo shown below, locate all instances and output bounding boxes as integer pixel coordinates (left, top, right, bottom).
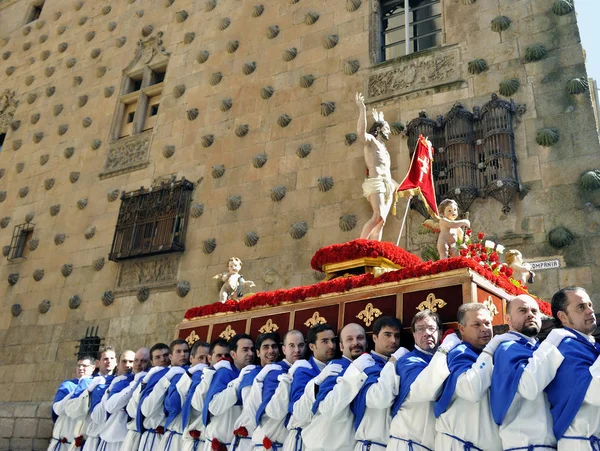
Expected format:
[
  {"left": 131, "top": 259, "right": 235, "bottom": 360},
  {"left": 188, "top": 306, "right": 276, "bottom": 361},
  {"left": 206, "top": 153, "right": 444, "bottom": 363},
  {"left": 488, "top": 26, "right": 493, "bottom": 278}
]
[
  {"left": 169, "top": 339, "right": 189, "bottom": 354},
  {"left": 457, "top": 303, "right": 488, "bottom": 326},
  {"left": 98, "top": 345, "right": 116, "bottom": 359},
  {"left": 411, "top": 310, "right": 442, "bottom": 332},
  {"left": 306, "top": 323, "right": 335, "bottom": 345},
  {"left": 149, "top": 342, "right": 169, "bottom": 358},
  {"left": 229, "top": 334, "right": 253, "bottom": 353},
  {"left": 78, "top": 355, "right": 96, "bottom": 365},
  {"left": 551, "top": 286, "right": 586, "bottom": 327},
  {"left": 373, "top": 316, "right": 402, "bottom": 335},
  {"left": 368, "top": 121, "right": 385, "bottom": 137},
  {"left": 256, "top": 332, "right": 281, "bottom": 349},
  {"left": 209, "top": 338, "right": 229, "bottom": 354},
  {"left": 191, "top": 341, "right": 210, "bottom": 357}
]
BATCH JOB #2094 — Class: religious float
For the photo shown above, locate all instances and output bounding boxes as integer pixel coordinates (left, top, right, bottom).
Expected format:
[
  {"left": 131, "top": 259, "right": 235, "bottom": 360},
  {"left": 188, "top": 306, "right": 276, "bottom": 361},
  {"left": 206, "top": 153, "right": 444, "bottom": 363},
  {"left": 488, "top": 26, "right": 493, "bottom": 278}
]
[{"left": 177, "top": 238, "right": 551, "bottom": 346}]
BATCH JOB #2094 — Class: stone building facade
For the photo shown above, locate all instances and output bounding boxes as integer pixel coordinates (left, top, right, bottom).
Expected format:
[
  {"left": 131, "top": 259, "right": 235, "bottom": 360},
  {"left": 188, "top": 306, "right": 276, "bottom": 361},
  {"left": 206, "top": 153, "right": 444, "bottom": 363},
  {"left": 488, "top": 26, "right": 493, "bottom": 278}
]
[{"left": 0, "top": 0, "right": 598, "bottom": 447}]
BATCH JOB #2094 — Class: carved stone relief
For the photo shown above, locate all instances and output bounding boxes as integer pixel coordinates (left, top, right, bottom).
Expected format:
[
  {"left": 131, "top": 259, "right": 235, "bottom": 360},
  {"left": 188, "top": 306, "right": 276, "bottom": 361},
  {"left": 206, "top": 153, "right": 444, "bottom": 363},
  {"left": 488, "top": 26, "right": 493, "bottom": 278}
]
[
  {"left": 115, "top": 254, "right": 181, "bottom": 293},
  {"left": 100, "top": 131, "right": 152, "bottom": 178},
  {"left": 0, "top": 89, "right": 18, "bottom": 134},
  {"left": 367, "top": 47, "right": 461, "bottom": 102}
]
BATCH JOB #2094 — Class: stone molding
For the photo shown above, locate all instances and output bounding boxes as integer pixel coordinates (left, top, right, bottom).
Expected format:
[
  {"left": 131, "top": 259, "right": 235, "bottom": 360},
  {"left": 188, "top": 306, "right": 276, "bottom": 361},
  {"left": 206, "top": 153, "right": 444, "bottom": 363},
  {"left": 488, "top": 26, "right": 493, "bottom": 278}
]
[
  {"left": 100, "top": 131, "right": 152, "bottom": 179},
  {"left": 0, "top": 89, "right": 18, "bottom": 135},
  {"left": 114, "top": 254, "right": 181, "bottom": 294}
]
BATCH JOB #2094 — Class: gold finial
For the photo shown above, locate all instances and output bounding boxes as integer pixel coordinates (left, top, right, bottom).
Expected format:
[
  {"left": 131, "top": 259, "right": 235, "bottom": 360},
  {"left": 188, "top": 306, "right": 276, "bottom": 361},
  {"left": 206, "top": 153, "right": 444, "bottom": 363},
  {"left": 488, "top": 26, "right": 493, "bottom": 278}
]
[
  {"left": 304, "top": 311, "right": 327, "bottom": 327},
  {"left": 356, "top": 303, "right": 382, "bottom": 327},
  {"left": 259, "top": 319, "right": 280, "bottom": 334},
  {"left": 416, "top": 293, "right": 447, "bottom": 313},
  {"left": 185, "top": 330, "right": 200, "bottom": 347},
  {"left": 219, "top": 324, "right": 237, "bottom": 340}
]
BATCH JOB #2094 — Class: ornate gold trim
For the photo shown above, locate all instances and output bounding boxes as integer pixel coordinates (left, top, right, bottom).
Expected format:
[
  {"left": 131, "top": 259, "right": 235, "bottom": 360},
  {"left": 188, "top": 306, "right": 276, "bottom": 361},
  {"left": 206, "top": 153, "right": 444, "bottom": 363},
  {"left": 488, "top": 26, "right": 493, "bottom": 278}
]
[
  {"left": 322, "top": 257, "right": 401, "bottom": 280},
  {"left": 356, "top": 302, "right": 382, "bottom": 327},
  {"left": 185, "top": 330, "right": 200, "bottom": 347},
  {"left": 416, "top": 293, "right": 447, "bottom": 312},
  {"left": 483, "top": 296, "right": 499, "bottom": 317},
  {"left": 219, "top": 325, "right": 237, "bottom": 340},
  {"left": 258, "top": 319, "right": 280, "bottom": 333},
  {"left": 304, "top": 311, "right": 327, "bottom": 327}
]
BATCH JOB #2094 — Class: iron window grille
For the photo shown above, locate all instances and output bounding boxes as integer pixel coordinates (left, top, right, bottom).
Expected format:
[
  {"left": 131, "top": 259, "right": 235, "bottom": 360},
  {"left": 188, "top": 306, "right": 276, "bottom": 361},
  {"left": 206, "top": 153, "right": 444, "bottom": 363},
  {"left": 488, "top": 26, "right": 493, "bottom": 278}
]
[
  {"left": 406, "top": 93, "right": 520, "bottom": 215},
  {"left": 77, "top": 326, "right": 102, "bottom": 360},
  {"left": 7, "top": 222, "right": 34, "bottom": 260},
  {"left": 380, "top": 0, "right": 442, "bottom": 62},
  {"left": 0, "top": 133, "right": 5, "bottom": 152},
  {"left": 108, "top": 178, "right": 193, "bottom": 262}
]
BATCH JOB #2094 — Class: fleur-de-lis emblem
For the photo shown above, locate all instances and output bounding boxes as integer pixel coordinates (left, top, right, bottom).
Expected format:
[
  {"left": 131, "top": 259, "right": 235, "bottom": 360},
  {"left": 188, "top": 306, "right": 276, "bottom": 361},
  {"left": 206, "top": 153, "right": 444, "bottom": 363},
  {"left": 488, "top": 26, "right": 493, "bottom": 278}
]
[
  {"left": 185, "top": 330, "right": 200, "bottom": 347},
  {"left": 304, "top": 311, "right": 326, "bottom": 327},
  {"left": 416, "top": 293, "right": 447, "bottom": 312},
  {"left": 483, "top": 296, "right": 499, "bottom": 317},
  {"left": 259, "top": 319, "right": 279, "bottom": 334},
  {"left": 356, "top": 303, "right": 382, "bottom": 327},
  {"left": 219, "top": 325, "right": 237, "bottom": 340}
]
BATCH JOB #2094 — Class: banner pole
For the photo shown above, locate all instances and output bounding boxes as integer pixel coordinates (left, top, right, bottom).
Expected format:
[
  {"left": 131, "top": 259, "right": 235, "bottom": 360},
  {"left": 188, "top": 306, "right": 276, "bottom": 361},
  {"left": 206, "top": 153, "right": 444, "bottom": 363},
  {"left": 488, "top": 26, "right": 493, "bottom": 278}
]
[{"left": 396, "top": 195, "right": 412, "bottom": 247}]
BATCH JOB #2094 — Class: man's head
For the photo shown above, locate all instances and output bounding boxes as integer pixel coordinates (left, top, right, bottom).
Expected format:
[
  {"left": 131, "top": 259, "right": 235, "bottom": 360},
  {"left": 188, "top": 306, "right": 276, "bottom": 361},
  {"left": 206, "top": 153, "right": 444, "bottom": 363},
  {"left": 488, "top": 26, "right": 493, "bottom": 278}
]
[
  {"left": 229, "top": 334, "right": 255, "bottom": 369},
  {"left": 307, "top": 323, "right": 336, "bottom": 363},
  {"left": 439, "top": 199, "right": 459, "bottom": 221},
  {"left": 552, "top": 287, "right": 597, "bottom": 336},
  {"left": 169, "top": 339, "right": 190, "bottom": 367},
  {"left": 97, "top": 346, "right": 117, "bottom": 375},
  {"left": 209, "top": 339, "right": 230, "bottom": 365},
  {"left": 76, "top": 356, "right": 95, "bottom": 379},
  {"left": 149, "top": 343, "right": 170, "bottom": 368},
  {"left": 411, "top": 310, "right": 442, "bottom": 351},
  {"left": 372, "top": 316, "right": 402, "bottom": 357},
  {"left": 256, "top": 333, "right": 281, "bottom": 366},
  {"left": 117, "top": 350, "right": 135, "bottom": 376},
  {"left": 457, "top": 303, "right": 493, "bottom": 350},
  {"left": 507, "top": 295, "right": 542, "bottom": 337},
  {"left": 339, "top": 323, "right": 367, "bottom": 360},
  {"left": 133, "top": 348, "right": 150, "bottom": 374},
  {"left": 190, "top": 341, "right": 210, "bottom": 366},
  {"left": 282, "top": 330, "right": 306, "bottom": 364}
]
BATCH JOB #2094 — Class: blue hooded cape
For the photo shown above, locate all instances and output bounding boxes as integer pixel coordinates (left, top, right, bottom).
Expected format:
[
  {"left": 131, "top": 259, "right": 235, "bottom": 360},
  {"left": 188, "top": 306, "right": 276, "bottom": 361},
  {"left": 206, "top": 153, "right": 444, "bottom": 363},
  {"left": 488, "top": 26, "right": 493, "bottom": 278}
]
[
  {"left": 90, "top": 375, "right": 115, "bottom": 413},
  {"left": 237, "top": 366, "right": 261, "bottom": 403},
  {"left": 181, "top": 370, "right": 204, "bottom": 429},
  {"left": 434, "top": 342, "right": 481, "bottom": 418},
  {"left": 163, "top": 370, "right": 188, "bottom": 430},
  {"left": 490, "top": 334, "right": 538, "bottom": 425},
  {"left": 391, "top": 348, "right": 433, "bottom": 417},
  {"left": 255, "top": 361, "right": 290, "bottom": 424},
  {"left": 311, "top": 357, "right": 351, "bottom": 414},
  {"left": 51, "top": 379, "right": 79, "bottom": 423},
  {"left": 108, "top": 373, "right": 135, "bottom": 399},
  {"left": 287, "top": 357, "right": 321, "bottom": 424},
  {"left": 202, "top": 365, "right": 239, "bottom": 426},
  {"left": 545, "top": 328, "right": 600, "bottom": 440},
  {"left": 350, "top": 353, "right": 387, "bottom": 430},
  {"left": 136, "top": 367, "right": 170, "bottom": 433}
]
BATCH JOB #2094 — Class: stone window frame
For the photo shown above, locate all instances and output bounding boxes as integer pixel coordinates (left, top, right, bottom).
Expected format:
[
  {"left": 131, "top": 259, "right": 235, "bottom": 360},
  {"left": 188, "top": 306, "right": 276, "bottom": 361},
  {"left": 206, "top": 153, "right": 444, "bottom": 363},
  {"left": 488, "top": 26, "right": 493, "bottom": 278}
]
[
  {"left": 24, "top": 0, "right": 45, "bottom": 25},
  {"left": 370, "top": 0, "right": 445, "bottom": 65},
  {"left": 7, "top": 222, "right": 34, "bottom": 261}
]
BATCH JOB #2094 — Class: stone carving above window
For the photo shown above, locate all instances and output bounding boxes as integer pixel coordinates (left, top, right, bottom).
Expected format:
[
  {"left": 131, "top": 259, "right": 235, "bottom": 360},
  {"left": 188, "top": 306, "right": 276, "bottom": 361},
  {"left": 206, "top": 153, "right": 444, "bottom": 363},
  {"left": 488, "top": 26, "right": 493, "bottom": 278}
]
[
  {"left": 0, "top": 89, "right": 18, "bottom": 135},
  {"left": 115, "top": 254, "right": 181, "bottom": 293},
  {"left": 100, "top": 131, "right": 152, "bottom": 178},
  {"left": 367, "top": 46, "right": 461, "bottom": 102}
]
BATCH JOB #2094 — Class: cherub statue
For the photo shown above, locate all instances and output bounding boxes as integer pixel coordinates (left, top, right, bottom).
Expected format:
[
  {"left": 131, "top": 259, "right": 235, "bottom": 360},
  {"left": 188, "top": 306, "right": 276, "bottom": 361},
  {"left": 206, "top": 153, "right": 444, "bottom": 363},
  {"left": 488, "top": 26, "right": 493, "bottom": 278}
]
[
  {"left": 213, "top": 257, "right": 256, "bottom": 303},
  {"left": 355, "top": 92, "right": 399, "bottom": 241},
  {"left": 435, "top": 199, "right": 471, "bottom": 259},
  {"left": 505, "top": 250, "right": 535, "bottom": 285}
]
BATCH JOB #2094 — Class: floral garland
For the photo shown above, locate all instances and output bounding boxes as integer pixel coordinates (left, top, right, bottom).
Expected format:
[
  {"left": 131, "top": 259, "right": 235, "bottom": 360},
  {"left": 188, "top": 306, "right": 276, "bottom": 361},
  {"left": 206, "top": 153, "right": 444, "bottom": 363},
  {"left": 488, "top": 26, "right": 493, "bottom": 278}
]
[
  {"left": 311, "top": 239, "right": 422, "bottom": 271},
  {"left": 184, "top": 255, "right": 551, "bottom": 320}
]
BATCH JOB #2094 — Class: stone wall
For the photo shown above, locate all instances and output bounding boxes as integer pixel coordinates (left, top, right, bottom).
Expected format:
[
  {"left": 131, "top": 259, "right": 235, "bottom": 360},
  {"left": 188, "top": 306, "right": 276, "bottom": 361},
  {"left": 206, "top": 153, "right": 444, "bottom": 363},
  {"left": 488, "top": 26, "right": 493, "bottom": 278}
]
[
  {"left": 0, "top": 0, "right": 598, "bottom": 442},
  {"left": 0, "top": 402, "right": 53, "bottom": 450}
]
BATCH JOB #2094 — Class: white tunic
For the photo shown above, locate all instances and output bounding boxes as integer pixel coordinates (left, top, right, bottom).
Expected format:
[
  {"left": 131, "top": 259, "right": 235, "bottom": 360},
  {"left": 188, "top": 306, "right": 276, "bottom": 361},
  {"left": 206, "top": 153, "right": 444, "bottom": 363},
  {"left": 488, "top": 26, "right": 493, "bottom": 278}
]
[
  {"left": 231, "top": 383, "right": 262, "bottom": 451},
  {"left": 181, "top": 369, "right": 215, "bottom": 451},
  {"left": 387, "top": 350, "right": 450, "bottom": 451},
  {"left": 139, "top": 376, "right": 171, "bottom": 451},
  {"left": 203, "top": 372, "right": 244, "bottom": 451},
  {"left": 120, "top": 383, "right": 143, "bottom": 451},
  {"left": 157, "top": 373, "right": 194, "bottom": 451},
  {"left": 48, "top": 389, "right": 76, "bottom": 451},
  {"left": 434, "top": 352, "right": 502, "bottom": 451},
  {"left": 64, "top": 391, "right": 92, "bottom": 451}
]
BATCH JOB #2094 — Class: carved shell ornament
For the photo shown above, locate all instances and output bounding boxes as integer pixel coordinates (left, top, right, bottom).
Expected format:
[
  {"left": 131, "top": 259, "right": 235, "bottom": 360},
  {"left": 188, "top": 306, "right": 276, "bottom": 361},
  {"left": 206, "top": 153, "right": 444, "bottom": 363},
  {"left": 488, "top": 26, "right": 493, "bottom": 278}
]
[
  {"left": 31, "top": 113, "right": 41, "bottom": 124},
  {"left": 548, "top": 226, "right": 574, "bottom": 249},
  {"left": 70, "top": 172, "right": 80, "bottom": 183},
  {"left": 579, "top": 171, "right": 600, "bottom": 192},
  {"left": 243, "top": 61, "right": 257, "bottom": 75},
  {"left": 108, "top": 21, "right": 117, "bottom": 32},
  {"left": 33, "top": 131, "right": 44, "bottom": 143},
  {"left": 345, "top": 133, "right": 357, "bottom": 146},
  {"left": 98, "top": 66, "right": 108, "bottom": 78},
  {"left": 73, "top": 76, "right": 83, "bottom": 86},
  {"left": 220, "top": 98, "right": 233, "bottom": 112},
  {"left": 346, "top": 0, "right": 361, "bottom": 11},
  {"left": 278, "top": 114, "right": 292, "bottom": 127},
  {"left": 55, "top": 233, "right": 66, "bottom": 245},
  {"left": 226, "top": 40, "right": 239, "bottom": 54},
  {"left": 339, "top": 214, "right": 357, "bottom": 232},
  {"left": 190, "top": 203, "right": 204, "bottom": 218},
  {"left": 187, "top": 108, "right": 199, "bottom": 120},
  {"left": 317, "top": 176, "right": 334, "bottom": 192},
  {"left": 33, "top": 269, "right": 45, "bottom": 281},
  {"left": 491, "top": 16, "right": 511, "bottom": 33},
  {"left": 320, "top": 101, "right": 336, "bottom": 116},
  {"left": 201, "top": 135, "right": 214, "bottom": 148},
  {"left": 553, "top": 0, "right": 573, "bottom": 15},
  {"left": 499, "top": 79, "right": 520, "bottom": 97},
  {"left": 536, "top": 128, "right": 560, "bottom": 147},
  {"left": 300, "top": 75, "right": 315, "bottom": 88},
  {"left": 209, "top": 72, "right": 223, "bottom": 86},
  {"left": 323, "top": 34, "right": 339, "bottom": 49},
  {"left": 62, "top": 264, "right": 73, "bottom": 277},
  {"left": 344, "top": 59, "right": 360, "bottom": 75},
  {"left": 2, "top": 246, "right": 9, "bottom": 256},
  {"left": 226, "top": 195, "right": 242, "bottom": 211},
  {"left": 77, "top": 198, "right": 88, "bottom": 211},
  {"left": 212, "top": 164, "right": 225, "bottom": 178},
  {"left": 203, "top": 238, "right": 217, "bottom": 254},
  {"left": 29, "top": 238, "right": 39, "bottom": 251},
  {"left": 90, "top": 48, "right": 101, "bottom": 59},
  {"left": 44, "top": 178, "right": 55, "bottom": 190},
  {"left": 271, "top": 185, "right": 286, "bottom": 202},
  {"left": 58, "top": 124, "right": 68, "bottom": 135},
  {"left": 64, "top": 147, "right": 75, "bottom": 158},
  {"left": 267, "top": 25, "right": 280, "bottom": 39},
  {"left": 18, "top": 187, "right": 29, "bottom": 198},
  {"left": 116, "top": 37, "right": 127, "bottom": 47},
  {"left": 468, "top": 58, "right": 488, "bottom": 75},
  {"left": 283, "top": 48, "right": 298, "bottom": 62},
  {"left": 175, "top": 10, "right": 189, "bottom": 23},
  {"left": 69, "top": 295, "right": 82, "bottom": 309},
  {"left": 137, "top": 287, "right": 150, "bottom": 302},
  {"left": 206, "top": 0, "right": 217, "bottom": 11},
  {"left": 39, "top": 300, "right": 51, "bottom": 314},
  {"left": 297, "top": 143, "right": 312, "bottom": 158},
  {"left": 244, "top": 231, "right": 259, "bottom": 247},
  {"left": 252, "top": 153, "right": 267, "bottom": 168},
  {"left": 305, "top": 11, "right": 320, "bottom": 25},
  {"left": 236, "top": 124, "right": 250, "bottom": 137},
  {"left": 13, "top": 140, "right": 22, "bottom": 151},
  {"left": 91, "top": 139, "right": 102, "bottom": 150},
  {"left": 184, "top": 32, "right": 195, "bottom": 44},
  {"left": 16, "top": 163, "right": 24, "bottom": 174},
  {"left": 290, "top": 222, "right": 308, "bottom": 239},
  {"left": 566, "top": 78, "right": 588, "bottom": 95},
  {"left": 41, "top": 50, "right": 51, "bottom": 61},
  {"left": 8, "top": 273, "right": 19, "bottom": 285},
  {"left": 525, "top": 44, "right": 548, "bottom": 62},
  {"left": 176, "top": 281, "right": 190, "bottom": 297},
  {"left": 101, "top": 291, "right": 114, "bottom": 306},
  {"left": 93, "top": 257, "right": 105, "bottom": 271},
  {"left": 261, "top": 86, "right": 274, "bottom": 99},
  {"left": 252, "top": 4, "right": 264, "bottom": 17},
  {"left": 84, "top": 226, "right": 96, "bottom": 239},
  {"left": 11, "top": 304, "right": 22, "bottom": 317},
  {"left": 163, "top": 145, "right": 175, "bottom": 158},
  {"left": 197, "top": 50, "right": 210, "bottom": 62},
  {"left": 50, "top": 204, "right": 61, "bottom": 216},
  {"left": 219, "top": 17, "right": 231, "bottom": 30},
  {"left": 104, "top": 86, "right": 115, "bottom": 98},
  {"left": 0, "top": 217, "right": 11, "bottom": 228}
]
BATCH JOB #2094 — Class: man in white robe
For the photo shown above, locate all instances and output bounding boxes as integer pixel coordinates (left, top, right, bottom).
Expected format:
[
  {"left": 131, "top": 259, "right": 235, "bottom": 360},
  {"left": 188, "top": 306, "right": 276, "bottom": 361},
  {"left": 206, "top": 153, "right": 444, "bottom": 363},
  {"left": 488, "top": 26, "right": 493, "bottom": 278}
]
[
  {"left": 252, "top": 330, "right": 307, "bottom": 451},
  {"left": 490, "top": 295, "right": 557, "bottom": 450},
  {"left": 284, "top": 324, "right": 337, "bottom": 451},
  {"left": 48, "top": 356, "right": 95, "bottom": 451},
  {"left": 202, "top": 334, "right": 256, "bottom": 451},
  {"left": 302, "top": 323, "right": 368, "bottom": 451},
  {"left": 434, "top": 303, "right": 512, "bottom": 451},
  {"left": 138, "top": 339, "right": 190, "bottom": 451},
  {"left": 387, "top": 311, "right": 454, "bottom": 451}
]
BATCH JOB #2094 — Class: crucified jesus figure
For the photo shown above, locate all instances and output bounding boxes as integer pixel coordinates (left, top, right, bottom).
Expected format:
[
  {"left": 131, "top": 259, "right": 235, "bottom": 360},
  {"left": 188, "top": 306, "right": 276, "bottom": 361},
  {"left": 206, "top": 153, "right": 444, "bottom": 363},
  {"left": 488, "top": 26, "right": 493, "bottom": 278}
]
[{"left": 356, "top": 92, "right": 399, "bottom": 241}]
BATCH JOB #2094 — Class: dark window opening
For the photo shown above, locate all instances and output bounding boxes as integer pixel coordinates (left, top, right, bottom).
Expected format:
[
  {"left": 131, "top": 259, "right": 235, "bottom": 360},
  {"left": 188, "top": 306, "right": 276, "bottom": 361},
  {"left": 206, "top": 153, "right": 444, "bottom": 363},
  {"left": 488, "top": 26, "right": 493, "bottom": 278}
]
[
  {"left": 127, "top": 112, "right": 135, "bottom": 123},
  {"left": 151, "top": 69, "right": 166, "bottom": 85},
  {"left": 150, "top": 104, "right": 159, "bottom": 116},
  {"left": 77, "top": 326, "right": 102, "bottom": 360},
  {"left": 0, "top": 133, "right": 5, "bottom": 152},
  {"left": 8, "top": 223, "right": 34, "bottom": 260},
  {"left": 26, "top": 2, "right": 44, "bottom": 24},
  {"left": 109, "top": 178, "right": 194, "bottom": 262},
  {"left": 132, "top": 79, "right": 143, "bottom": 92}
]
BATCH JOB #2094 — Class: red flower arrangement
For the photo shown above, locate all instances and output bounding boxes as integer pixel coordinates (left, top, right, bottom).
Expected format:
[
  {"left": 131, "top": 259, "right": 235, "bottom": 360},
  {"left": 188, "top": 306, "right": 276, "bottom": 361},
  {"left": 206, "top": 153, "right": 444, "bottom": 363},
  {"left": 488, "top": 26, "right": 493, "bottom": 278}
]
[
  {"left": 211, "top": 438, "right": 228, "bottom": 451},
  {"left": 155, "top": 426, "right": 165, "bottom": 435},
  {"left": 189, "top": 430, "right": 201, "bottom": 440},
  {"left": 233, "top": 426, "right": 249, "bottom": 437},
  {"left": 60, "top": 438, "right": 68, "bottom": 444},
  {"left": 263, "top": 437, "right": 273, "bottom": 450},
  {"left": 74, "top": 436, "right": 85, "bottom": 448},
  {"left": 310, "top": 239, "right": 422, "bottom": 272}
]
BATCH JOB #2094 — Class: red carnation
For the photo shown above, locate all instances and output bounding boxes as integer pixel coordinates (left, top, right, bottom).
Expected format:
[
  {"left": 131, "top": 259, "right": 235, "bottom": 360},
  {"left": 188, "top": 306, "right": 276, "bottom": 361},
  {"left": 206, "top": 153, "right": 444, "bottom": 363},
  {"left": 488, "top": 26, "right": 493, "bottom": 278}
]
[
  {"left": 477, "top": 232, "right": 485, "bottom": 240},
  {"left": 263, "top": 437, "right": 273, "bottom": 450},
  {"left": 156, "top": 426, "right": 165, "bottom": 435},
  {"left": 499, "top": 265, "right": 506, "bottom": 273},
  {"left": 189, "top": 430, "right": 201, "bottom": 440},
  {"left": 460, "top": 249, "right": 468, "bottom": 257},
  {"left": 505, "top": 267, "right": 514, "bottom": 277},
  {"left": 472, "top": 256, "right": 481, "bottom": 263},
  {"left": 60, "top": 438, "right": 68, "bottom": 444},
  {"left": 465, "top": 229, "right": 472, "bottom": 236},
  {"left": 74, "top": 436, "right": 85, "bottom": 448},
  {"left": 490, "top": 253, "right": 499, "bottom": 262},
  {"left": 212, "top": 438, "right": 227, "bottom": 451},
  {"left": 480, "top": 253, "right": 488, "bottom": 261},
  {"left": 234, "top": 426, "right": 249, "bottom": 437}
]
